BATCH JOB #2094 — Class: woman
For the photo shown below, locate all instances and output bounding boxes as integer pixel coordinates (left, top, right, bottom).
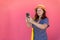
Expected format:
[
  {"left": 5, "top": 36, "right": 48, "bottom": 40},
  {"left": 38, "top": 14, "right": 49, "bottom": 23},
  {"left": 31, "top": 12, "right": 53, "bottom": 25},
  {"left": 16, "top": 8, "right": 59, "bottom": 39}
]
[{"left": 26, "top": 4, "right": 49, "bottom": 40}]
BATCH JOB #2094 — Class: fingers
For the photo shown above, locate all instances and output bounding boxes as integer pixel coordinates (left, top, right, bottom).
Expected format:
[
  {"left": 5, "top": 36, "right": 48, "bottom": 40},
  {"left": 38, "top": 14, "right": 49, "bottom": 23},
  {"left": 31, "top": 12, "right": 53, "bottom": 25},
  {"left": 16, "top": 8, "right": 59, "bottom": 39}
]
[
  {"left": 25, "top": 16, "right": 33, "bottom": 23},
  {"left": 25, "top": 17, "right": 28, "bottom": 22},
  {"left": 25, "top": 19, "right": 27, "bottom": 22},
  {"left": 25, "top": 17, "right": 29, "bottom": 22}
]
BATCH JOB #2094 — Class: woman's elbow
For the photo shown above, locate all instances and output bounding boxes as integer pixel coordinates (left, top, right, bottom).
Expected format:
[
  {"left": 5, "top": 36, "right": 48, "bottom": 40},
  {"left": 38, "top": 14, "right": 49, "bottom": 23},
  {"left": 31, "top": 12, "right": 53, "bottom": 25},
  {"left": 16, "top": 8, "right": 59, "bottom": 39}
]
[
  {"left": 39, "top": 24, "right": 48, "bottom": 29},
  {"left": 40, "top": 26, "right": 46, "bottom": 29}
]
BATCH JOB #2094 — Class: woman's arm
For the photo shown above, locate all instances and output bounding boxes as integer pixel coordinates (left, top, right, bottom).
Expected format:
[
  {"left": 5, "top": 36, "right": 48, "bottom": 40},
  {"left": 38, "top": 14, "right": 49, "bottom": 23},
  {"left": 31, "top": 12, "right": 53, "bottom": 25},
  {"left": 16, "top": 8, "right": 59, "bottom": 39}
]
[
  {"left": 28, "top": 17, "right": 48, "bottom": 29},
  {"left": 31, "top": 21, "right": 48, "bottom": 29}
]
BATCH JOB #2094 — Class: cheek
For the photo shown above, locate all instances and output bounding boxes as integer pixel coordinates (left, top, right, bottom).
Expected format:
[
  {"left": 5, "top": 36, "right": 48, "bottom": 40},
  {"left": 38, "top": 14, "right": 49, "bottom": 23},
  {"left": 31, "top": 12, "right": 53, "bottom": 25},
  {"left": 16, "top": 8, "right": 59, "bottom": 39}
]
[
  {"left": 37, "top": 11, "right": 39, "bottom": 14},
  {"left": 40, "top": 10, "right": 44, "bottom": 15},
  {"left": 41, "top": 12, "right": 43, "bottom": 15}
]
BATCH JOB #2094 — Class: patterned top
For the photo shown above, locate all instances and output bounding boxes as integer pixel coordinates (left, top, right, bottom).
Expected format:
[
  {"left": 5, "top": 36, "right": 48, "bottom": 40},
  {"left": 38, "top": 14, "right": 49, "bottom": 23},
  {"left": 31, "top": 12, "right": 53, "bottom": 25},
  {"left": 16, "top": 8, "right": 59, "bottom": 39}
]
[{"left": 32, "top": 18, "right": 49, "bottom": 40}]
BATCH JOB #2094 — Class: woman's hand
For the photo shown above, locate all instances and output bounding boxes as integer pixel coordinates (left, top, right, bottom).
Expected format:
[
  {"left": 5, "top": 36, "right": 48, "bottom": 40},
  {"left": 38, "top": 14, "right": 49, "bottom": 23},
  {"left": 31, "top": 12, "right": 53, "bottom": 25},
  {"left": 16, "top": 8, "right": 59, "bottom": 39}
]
[
  {"left": 26, "top": 16, "right": 30, "bottom": 23},
  {"left": 28, "top": 17, "right": 34, "bottom": 24},
  {"left": 26, "top": 16, "right": 34, "bottom": 24},
  {"left": 25, "top": 17, "right": 32, "bottom": 27}
]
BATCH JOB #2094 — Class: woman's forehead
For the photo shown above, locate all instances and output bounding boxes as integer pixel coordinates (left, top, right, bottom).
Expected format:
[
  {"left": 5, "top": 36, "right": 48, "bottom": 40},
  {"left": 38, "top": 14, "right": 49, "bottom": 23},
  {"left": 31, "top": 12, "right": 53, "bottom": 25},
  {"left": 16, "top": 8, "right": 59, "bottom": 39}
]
[{"left": 37, "top": 8, "right": 42, "bottom": 10}]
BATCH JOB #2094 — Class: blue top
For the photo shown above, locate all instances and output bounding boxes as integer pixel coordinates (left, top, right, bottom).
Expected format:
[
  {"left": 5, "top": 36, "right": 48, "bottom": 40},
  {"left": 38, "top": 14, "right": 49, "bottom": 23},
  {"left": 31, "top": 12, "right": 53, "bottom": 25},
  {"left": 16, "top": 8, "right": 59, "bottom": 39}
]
[{"left": 32, "top": 18, "right": 49, "bottom": 40}]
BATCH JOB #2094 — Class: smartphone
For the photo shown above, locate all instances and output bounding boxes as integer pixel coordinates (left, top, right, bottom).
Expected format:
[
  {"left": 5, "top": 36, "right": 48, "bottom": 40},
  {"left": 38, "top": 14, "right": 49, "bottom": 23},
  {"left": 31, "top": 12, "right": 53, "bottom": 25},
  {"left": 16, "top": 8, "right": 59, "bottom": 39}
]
[{"left": 26, "top": 13, "right": 30, "bottom": 18}]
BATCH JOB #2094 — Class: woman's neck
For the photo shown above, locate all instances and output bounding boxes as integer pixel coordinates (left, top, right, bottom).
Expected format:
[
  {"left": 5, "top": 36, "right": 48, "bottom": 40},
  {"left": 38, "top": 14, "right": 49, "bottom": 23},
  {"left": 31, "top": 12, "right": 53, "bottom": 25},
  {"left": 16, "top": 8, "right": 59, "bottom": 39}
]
[
  {"left": 37, "top": 16, "right": 41, "bottom": 23},
  {"left": 39, "top": 15, "right": 42, "bottom": 20}
]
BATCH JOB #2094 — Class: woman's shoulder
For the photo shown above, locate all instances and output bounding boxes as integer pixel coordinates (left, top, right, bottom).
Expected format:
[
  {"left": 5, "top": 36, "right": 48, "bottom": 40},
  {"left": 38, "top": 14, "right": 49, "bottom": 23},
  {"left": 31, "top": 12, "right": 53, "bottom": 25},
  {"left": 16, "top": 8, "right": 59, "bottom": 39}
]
[{"left": 42, "top": 18, "right": 48, "bottom": 21}]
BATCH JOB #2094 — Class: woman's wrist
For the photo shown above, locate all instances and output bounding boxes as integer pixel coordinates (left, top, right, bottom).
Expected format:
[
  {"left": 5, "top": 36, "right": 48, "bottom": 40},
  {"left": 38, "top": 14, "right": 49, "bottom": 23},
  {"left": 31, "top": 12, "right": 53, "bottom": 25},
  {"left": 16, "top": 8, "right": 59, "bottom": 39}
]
[{"left": 31, "top": 20, "right": 35, "bottom": 24}]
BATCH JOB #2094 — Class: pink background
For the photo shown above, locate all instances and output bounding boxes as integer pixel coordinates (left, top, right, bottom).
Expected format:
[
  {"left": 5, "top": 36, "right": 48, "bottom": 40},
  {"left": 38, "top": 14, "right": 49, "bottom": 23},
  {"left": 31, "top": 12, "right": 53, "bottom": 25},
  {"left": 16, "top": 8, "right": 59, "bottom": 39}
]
[{"left": 0, "top": 0, "right": 60, "bottom": 40}]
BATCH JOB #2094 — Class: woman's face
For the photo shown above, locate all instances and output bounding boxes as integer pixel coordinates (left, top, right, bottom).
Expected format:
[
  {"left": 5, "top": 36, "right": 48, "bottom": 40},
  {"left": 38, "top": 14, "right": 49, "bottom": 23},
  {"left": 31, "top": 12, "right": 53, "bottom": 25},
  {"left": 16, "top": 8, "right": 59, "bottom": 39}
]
[{"left": 37, "top": 8, "right": 43, "bottom": 17}]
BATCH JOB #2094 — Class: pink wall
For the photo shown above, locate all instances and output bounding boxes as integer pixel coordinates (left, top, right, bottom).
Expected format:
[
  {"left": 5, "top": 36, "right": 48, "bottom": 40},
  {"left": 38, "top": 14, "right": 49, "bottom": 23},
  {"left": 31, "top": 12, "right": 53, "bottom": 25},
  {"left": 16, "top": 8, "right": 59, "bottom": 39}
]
[{"left": 0, "top": 0, "right": 60, "bottom": 40}]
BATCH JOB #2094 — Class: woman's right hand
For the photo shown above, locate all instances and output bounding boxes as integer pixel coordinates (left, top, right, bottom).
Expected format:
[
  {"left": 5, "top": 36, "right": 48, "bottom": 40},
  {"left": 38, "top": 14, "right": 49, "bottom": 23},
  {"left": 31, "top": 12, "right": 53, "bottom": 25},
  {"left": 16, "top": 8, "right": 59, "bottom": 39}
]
[
  {"left": 25, "top": 17, "right": 32, "bottom": 27},
  {"left": 26, "top": 17, "right": 29, "bottom": 23}
]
